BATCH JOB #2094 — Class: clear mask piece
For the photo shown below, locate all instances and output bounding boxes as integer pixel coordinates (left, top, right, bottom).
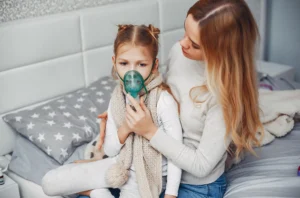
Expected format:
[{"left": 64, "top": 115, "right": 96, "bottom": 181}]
[
  {"left": 123, "top": 70, "right": 147, "bottom": 99},
  {"left": 116, "top": 59, "right": 156, "bottom": 100}
]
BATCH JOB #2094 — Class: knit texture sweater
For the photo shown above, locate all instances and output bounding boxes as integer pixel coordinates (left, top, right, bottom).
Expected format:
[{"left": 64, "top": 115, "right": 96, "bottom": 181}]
[{"left": 150, "top": 42, "right": 231, "bottom": 185}]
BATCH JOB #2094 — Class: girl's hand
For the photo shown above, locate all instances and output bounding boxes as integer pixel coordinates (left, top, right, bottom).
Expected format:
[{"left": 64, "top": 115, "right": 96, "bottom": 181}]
[
  {"left": 164, "top": 195, "right": 176, "bottom": 198},
  {"left": 125, "top": 94, "right": 158, "bottom": 140},
  {"left": 97, "top": 111, "right": 108, "bottom": 150}
]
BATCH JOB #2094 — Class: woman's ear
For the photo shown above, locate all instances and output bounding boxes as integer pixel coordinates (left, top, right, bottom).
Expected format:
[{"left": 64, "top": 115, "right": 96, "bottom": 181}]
[{"left": 152, "top": 58, "right": 159, "bottom": 73}]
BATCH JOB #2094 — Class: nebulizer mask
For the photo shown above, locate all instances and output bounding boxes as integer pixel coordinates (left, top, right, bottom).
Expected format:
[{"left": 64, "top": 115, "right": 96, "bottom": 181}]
[{"left": 116, "top": 60, "right": 156, "bottom": 101}]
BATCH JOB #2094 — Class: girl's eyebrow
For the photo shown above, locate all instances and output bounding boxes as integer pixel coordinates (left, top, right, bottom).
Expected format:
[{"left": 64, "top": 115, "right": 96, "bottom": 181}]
[
  {"left": 136, "top": 60, "right": 151, "bottom": 63},
  {"left": 117, "top": 58, "right": 150, "bottom": 62},
  {"left": 117, "top": 58, "right": 128, "bottom": 61}
]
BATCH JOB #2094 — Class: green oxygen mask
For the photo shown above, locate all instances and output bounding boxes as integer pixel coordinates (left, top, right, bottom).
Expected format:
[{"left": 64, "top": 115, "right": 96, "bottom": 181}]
[
  {"left": 116, "top": 59, "right": 156, "bottom": 100},
  {"left": 122, "top": 70, "right": 148, "bottom": 99}
]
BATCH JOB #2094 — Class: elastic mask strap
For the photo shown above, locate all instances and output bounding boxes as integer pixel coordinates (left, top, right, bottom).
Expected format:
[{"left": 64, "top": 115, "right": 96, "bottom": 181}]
[
  {"left": 116, "top": 69, "right": 124, "bottom": 82},
  {"left": 143, "top": 58, "right": 156, "bottom": 101},
  {"left": 144, "top": 59, "right": 156, "bottom": 82}
]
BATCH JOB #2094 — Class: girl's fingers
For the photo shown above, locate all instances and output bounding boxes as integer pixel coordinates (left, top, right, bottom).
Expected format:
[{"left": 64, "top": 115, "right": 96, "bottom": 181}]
[
  {"left": 98, "top": 113, "right": 107, "bottom": 150},
  {"left": 98, "top": 111, "right": 108, "bottom": 119},
  {"left": 140, "top": 96, "right": 150, "bottom": 115},
  {"left": 98, "top": 135, "right": 105, "bottom": 150},
  {"left": 126, "top": 94, "right": 143, "bottom": 113},
  {"left": 126, "top": 104, "right": 139, "bottom": 120},
  {"left": 126, "top": 105, "right": 137, "bottom": 123}
]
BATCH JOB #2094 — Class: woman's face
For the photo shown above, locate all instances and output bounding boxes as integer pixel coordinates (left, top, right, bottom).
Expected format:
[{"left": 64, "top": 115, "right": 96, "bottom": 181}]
[
  {"left": 113, "top": 44, "right": 158, "bottom": 80},
  {"left": 180, "top": 14, "right": 205, "bottom": 61}
]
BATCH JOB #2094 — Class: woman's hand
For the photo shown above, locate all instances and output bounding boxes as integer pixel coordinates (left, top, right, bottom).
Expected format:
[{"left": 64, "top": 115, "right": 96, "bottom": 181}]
[
  {"left": 97, "top": 111, "right": 108, "bottom": 150},
  {"left": 125, "top": 94, "right": 158, "bottom": 140},
  {"left": 118, "top": 120, "right": 132, "bottom": 144}
]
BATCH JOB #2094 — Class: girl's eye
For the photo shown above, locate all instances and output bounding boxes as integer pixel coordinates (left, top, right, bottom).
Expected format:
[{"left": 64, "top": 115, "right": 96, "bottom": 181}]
[
  {"left": 119, "top": 62, "right": 127, "bottom": 66},
  {"left": 139, "top": 63, "right": 147, "bottom": 67}
]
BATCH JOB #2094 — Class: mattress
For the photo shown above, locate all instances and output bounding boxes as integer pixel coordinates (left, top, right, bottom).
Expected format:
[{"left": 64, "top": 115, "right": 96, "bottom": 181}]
[{"left": 225, "top": 123, "right": 300, "bottom": 198}]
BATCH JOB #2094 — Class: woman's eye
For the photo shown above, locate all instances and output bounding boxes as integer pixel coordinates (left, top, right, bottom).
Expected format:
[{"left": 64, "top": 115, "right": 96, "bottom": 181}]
[
  {"left": 139, "top": 63, "right": 147, "bottom": 67},
  {"left": 192, "top": 45, "right": 200, "bottom": 49},
  {"left": 119, "top": 62, "right": 127, "bottom": 66}
]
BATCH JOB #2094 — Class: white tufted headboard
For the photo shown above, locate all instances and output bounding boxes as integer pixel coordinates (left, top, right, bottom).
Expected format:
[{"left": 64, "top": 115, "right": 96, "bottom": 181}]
[{"left": 0, "top": 0, "right": 266, "bottom": 156}]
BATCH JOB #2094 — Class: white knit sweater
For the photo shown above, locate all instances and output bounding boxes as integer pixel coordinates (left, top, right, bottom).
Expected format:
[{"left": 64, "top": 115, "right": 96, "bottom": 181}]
[{"left": 150, "top": 42, "right": 231, "bottom": 185}]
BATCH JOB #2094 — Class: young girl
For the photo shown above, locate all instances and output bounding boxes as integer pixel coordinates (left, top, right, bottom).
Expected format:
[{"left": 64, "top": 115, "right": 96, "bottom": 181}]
[{"left": 42, "top": 24, "right": 183, "bottom": 198}]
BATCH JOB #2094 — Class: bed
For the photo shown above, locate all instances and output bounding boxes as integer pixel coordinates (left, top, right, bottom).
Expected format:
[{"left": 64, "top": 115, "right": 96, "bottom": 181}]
[
  {"left": 225, "top": 123, "right": 300, "bottom": 198},
  {"left": 1, "top": 0, "right": 299, "bottom": 197}
]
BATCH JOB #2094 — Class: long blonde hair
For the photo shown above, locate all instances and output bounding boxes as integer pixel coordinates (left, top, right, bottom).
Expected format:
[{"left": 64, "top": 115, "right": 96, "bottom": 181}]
[{"left": 188, "top": 0, "right": 263, "bottom": 157}]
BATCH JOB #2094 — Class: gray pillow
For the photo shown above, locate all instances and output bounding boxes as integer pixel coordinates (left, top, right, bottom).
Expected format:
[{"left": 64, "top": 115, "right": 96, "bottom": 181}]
[
  {"left": 3, "top": 76, "right": 116, "bottom": 164},
  {"left": 9, "top": 134, "right": 87, "bottom": 186}
]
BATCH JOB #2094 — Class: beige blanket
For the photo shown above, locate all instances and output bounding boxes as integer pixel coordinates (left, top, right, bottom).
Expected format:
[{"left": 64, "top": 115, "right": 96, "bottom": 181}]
[{"left": 258, "top": 89, "right": 300, "bottom": 145}]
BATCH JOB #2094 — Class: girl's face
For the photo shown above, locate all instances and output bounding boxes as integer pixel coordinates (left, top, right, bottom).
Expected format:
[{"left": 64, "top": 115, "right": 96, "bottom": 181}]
[
  {"left": 113, "top": 44, "right": 158, "bottom": 80},
  {"left": 180, "top": 14, "right": 205, "bottom": 61}
]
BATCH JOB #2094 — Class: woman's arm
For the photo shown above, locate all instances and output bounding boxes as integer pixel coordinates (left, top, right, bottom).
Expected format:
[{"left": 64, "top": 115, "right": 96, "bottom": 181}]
[
  {"left": 150, "top": 104, "right": 230, "bottom": 178},
  {"left": 126, "top": 94, "right": 230, "bottom": 178}
]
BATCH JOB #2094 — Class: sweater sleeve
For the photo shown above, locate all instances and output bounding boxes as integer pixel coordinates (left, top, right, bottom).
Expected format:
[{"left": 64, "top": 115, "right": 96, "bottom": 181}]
[
  {"left": 157, "top": 91, "right": 182, "bottom": 196},
  {"left": 150, "top": 103, "right": 231, "bottom": 178},
  {"left": 162, "top": 42, "right": 182, "bottom": 102},
  {"left": 103, "top": 101, "right": 124, "bottom": 157}
]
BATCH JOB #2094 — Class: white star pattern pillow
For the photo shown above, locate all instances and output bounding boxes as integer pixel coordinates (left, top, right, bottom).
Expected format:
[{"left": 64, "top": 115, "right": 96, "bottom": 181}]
[{"left": 3, "top": 76, "right": 116, "bottom": 164}]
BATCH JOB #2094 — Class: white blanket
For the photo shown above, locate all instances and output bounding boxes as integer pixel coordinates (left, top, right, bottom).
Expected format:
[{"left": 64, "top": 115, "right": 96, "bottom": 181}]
[
  {"left": 226, "top": 89, "right": 300, "bottom": 168},
  {"left": 258, "top": 89, "right": 300, "bottom": 145}
]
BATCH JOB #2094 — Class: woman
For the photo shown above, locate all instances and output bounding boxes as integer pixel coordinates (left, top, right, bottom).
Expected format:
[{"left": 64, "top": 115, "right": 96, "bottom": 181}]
[{"left": 96, "top": 0, "right": 263, "bottom": 197}]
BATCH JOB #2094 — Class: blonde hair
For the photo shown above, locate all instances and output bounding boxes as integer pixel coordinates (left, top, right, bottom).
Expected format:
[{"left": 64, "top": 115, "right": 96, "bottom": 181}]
[{"left": 188, "top": 0, "right": 263, "bottom": 158}]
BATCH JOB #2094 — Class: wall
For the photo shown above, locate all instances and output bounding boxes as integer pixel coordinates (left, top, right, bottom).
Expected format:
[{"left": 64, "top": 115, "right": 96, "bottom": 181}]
[
  {"left": 246, "top": 0, "right": 266, "bottom": 59},
  {"left": 265, "top": 0, "right": 300, "bottom": 81},
  {"left": 0, "top": 0, "right": 137, "bottom": 23}
]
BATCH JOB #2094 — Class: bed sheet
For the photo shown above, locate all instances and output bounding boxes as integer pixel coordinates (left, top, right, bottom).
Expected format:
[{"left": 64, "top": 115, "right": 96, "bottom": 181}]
[{"left": 225, "top": 123, "right": 300, "bottom": 197}]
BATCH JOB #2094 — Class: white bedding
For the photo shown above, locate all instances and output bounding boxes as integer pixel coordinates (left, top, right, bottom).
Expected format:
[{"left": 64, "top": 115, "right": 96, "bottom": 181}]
[
  {"left": 7, "top": 170, "right": 62, "bottom": 198},
  {"left": 225, "top": 123, "right": 300, "bottom": 198}
]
